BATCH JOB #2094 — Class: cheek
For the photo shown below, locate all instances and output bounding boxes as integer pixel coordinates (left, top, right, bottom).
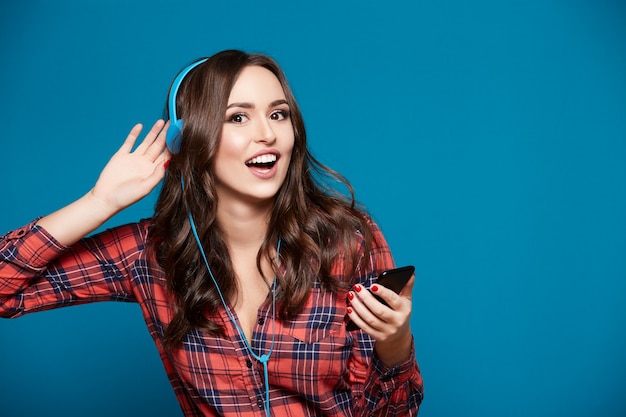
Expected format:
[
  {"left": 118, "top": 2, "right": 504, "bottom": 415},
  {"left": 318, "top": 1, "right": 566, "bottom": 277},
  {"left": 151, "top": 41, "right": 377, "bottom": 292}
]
[
  {"left": 217, "top": 132, "right": 247, "bottom": 159},
  {"left": 281, "top": 127, "right": 295, "bottom": 153},
  {"left": 282, "top": 141, "right": 295, "bottom": 169},
  {"left": 286, "top": 136, "right": 295, "bottom": 155}
]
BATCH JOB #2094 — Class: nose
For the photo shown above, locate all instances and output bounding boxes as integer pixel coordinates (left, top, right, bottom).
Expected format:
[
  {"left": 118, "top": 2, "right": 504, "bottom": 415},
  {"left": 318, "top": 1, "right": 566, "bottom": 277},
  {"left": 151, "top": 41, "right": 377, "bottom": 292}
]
[{"left": 255, "top": 117, "right": 276, "bottom": 144}]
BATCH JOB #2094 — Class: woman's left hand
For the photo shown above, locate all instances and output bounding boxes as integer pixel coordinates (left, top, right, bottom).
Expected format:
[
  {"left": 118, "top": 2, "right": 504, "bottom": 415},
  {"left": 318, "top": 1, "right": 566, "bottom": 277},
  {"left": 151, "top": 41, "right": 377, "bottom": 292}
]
[{"left": 347, "top": 274, "right": 415, "bottom": 367}]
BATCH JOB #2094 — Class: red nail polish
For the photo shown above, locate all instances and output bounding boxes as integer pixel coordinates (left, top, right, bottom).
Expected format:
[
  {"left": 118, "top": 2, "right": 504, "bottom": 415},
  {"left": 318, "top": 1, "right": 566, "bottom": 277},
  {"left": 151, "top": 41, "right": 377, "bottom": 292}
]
[
  {"left": 164, "top": 160, "right": 171, "bottom": 169},
  {"left": 347, "top": 307, "right": 352, "bottom": 314},
  {"left": 348, "top": 292, "right": 354, "bottom": 300},
  {"left": 371, "top": 285, "right": 379, "bottom": 292},
  {"left": 354, "top": 284, "right": 362, "bottom": 293}
]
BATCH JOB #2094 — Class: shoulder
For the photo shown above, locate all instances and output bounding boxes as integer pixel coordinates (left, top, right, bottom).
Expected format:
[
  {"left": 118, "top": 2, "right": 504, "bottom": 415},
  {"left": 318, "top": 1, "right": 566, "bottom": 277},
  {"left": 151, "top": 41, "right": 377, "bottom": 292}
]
[
  {"left": 356, "top": 214, "right": 390, "bottom": 253},
  {"left": 364, "top": 215, "right": 395, "bottom": 269},
  {"left": 343, "top": 214, "right": 395, "bottom": 283}
]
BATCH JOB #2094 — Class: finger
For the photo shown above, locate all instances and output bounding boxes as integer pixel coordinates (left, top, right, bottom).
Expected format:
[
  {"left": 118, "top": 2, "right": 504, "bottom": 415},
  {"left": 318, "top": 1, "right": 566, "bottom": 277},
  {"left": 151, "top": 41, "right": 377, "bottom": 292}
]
[
  {"left": 348, "top": 287, "right": 391, "bottom": 331},
  {"left": 154, "top": 150, "right": 171, "bottom": 171},
  {"left": 354, "top": 283, "right": 392, "bottom": 313},
  {"left": 347, "top": 298, "right": 374, "bottom": 333},
  {"left": 134, "top": 119, "right": 165, "bottom": 155},
  {"left": 141, "top": 155, "right": 170, "bottom": 192},
  {"left": 144, "top": 120, "right": 171, "bottom": 161},
  {"left": 372, "top": 274, "right": 414, "bottom": 309},
  {"left": 347, "top": 304, "right": 387, "bottom": 336},
  {"left": 119, "top": 124, "right": 144, "bottom": 153},
  {"left": 398, "top": 275, "right": 415, "bottom": 300}
]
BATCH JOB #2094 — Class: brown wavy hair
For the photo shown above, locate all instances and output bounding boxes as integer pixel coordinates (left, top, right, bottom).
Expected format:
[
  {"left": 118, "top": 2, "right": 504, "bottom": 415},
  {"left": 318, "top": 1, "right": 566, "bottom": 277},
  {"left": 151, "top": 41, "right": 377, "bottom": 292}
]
[{"left": 149, "top": 50, "right": 374, "bottom": 348}]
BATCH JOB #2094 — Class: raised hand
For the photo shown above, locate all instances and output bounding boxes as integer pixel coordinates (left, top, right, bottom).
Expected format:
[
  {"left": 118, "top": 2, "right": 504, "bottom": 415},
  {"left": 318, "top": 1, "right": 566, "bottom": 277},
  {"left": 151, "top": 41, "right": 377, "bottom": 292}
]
[
  {"left": 37, "top": 120, "right": 171, "bottom": 246},
  {"left": 91, "top": 120, "right": 171, "bottom": 215}
]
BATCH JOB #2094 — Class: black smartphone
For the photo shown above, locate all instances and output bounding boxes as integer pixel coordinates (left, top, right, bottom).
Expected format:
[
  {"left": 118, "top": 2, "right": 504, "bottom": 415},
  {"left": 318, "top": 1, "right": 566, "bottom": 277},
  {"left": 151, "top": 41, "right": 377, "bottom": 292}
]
[{"left": 346, "top": 265, "right": 415, "bottom": 331}]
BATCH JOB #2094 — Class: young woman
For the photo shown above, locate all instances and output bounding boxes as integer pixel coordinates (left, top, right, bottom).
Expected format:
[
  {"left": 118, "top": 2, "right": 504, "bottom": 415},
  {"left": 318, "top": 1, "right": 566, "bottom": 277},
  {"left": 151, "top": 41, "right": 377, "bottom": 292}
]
[{"left": 0, "top": 50, "right": 423, "bottom": 416}]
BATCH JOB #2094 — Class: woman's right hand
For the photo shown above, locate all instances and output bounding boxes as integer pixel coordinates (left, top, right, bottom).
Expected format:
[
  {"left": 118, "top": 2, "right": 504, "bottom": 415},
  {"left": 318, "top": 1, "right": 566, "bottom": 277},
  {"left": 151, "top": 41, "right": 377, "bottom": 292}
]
[
  {"left": 36, "top": 120, "right": 171, "bottom": 246},
  {"left": 91, "top": 120, "right": 171, "bottom": 215}
]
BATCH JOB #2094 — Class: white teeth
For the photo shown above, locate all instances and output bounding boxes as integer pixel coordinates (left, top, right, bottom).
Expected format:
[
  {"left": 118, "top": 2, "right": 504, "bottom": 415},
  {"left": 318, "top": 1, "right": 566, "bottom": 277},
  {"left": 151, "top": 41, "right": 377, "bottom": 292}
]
[{"left": 247, "top": 154, "right": 277, "bottom": 165}]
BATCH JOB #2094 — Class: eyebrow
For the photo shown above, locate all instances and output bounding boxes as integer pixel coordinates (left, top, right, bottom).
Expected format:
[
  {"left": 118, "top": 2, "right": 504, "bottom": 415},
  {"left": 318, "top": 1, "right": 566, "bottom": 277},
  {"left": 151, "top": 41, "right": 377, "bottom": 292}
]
[{"left": 226, "top": 99, "right": 289, "bottom": 109}]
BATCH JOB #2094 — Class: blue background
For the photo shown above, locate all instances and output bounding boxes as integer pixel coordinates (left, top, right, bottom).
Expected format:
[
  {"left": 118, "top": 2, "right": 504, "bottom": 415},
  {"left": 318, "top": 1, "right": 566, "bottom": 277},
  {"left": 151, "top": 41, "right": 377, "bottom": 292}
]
[{"left": 1, "top": 0, "right": 625, "bottom": 416}]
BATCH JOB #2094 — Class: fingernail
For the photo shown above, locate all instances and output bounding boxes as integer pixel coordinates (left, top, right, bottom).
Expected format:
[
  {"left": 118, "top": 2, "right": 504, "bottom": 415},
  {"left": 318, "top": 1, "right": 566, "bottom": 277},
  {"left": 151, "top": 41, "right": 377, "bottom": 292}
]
[
  {"left": 164, "top": 160, "right": 171, "bottom": 169},
  {"left": 371, "top": 285, "right": 379, "bottom": 292},
  {"left": 348, "top": 292, "right": 354, "bottom": 300},
  {"left": 347, "top": 307, "right": 353, "bottom": 314},
  {"left": 354, "top": 284, "right": 362, "bottom": 293}
]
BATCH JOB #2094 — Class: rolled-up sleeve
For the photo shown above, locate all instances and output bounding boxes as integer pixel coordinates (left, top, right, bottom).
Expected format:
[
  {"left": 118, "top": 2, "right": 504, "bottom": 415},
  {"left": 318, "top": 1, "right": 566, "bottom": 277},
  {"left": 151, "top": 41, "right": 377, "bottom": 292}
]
[{"left": 0, "top": 219, "right": 149, "bottom": 318}]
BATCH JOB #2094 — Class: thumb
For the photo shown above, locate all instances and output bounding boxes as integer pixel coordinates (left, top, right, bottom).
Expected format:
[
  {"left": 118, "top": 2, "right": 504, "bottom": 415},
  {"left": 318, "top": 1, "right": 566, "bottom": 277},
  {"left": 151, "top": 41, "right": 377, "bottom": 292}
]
[{"left": 399, "top": 274, "right": 415, "bottom": 300}]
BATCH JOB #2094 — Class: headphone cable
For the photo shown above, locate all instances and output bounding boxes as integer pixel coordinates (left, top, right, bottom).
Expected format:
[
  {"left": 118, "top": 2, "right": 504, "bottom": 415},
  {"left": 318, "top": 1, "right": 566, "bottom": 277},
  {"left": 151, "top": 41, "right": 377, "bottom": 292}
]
[{"left": 186, "top": 201, "right": 279, "bottom": 417}]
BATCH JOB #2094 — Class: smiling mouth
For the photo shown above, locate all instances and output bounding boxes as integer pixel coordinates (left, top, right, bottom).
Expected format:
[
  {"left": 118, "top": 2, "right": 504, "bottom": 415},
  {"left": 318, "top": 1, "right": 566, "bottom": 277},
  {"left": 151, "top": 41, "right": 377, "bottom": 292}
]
[{"left": 245, "top": 154, "right": 277, "bottom": 169}]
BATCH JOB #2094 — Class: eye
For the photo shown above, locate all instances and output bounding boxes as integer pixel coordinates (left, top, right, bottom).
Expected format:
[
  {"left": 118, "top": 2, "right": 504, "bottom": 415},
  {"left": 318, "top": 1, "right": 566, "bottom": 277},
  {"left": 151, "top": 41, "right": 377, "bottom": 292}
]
[
  {"left": 228, "top": 113, "right": 249, "bottom": 123},
  {"left": 270, "top": 109, "right": 290, "bottom": 121}
]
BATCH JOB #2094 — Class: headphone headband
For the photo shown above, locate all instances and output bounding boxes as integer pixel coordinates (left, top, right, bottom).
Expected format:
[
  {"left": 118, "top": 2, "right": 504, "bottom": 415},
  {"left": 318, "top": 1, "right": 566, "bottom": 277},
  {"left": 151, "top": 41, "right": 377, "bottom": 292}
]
[{"left": 166, "top": 58, "right": 209, "bottom": 153}]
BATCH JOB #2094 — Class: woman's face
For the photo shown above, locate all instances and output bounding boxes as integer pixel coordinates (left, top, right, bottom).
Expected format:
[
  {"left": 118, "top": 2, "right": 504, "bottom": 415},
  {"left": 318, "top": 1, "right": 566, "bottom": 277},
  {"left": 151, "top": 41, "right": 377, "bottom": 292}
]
[{"left": 213, "top": 65, "right": 295, "bottom": 209}]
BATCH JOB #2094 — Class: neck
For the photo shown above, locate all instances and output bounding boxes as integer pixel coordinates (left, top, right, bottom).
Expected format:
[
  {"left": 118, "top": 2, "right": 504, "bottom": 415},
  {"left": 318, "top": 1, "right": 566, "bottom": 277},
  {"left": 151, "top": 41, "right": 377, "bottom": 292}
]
[{"left": 216, "top": 200, "right": 272, "bottom": 250}]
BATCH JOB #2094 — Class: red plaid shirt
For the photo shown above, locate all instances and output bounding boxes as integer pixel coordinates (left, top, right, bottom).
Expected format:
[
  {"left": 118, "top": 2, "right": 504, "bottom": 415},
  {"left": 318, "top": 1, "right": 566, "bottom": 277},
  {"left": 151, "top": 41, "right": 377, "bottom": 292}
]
[{"left": 0, "top": 218, "right": 423, "bottom": 416}]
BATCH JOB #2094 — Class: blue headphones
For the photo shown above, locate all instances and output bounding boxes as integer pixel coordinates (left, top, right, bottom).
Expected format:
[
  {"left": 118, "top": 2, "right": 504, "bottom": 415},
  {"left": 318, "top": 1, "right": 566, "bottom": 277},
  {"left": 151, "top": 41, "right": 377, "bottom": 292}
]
[{"left": 166, "top": 58, "right": 209, "bottom": 153}]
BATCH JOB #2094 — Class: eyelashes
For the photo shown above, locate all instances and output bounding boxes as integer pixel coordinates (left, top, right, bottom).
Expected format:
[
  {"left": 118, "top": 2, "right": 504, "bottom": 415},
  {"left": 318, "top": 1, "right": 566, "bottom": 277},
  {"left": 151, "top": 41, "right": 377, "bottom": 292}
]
[
  {"left": 226, "top": 109, "right": 290, "bottom": 124},
  {"left": 228, "top": 113, "right": 248, "bottom": 123},
  {"left": 270, "top": 109, "right": 290, "bottom": 121}
]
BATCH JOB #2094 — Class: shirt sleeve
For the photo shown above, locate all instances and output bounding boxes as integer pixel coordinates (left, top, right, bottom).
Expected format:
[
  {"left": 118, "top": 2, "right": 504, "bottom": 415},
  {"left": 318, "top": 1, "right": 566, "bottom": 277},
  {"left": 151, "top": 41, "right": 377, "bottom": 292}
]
[
  {"left": 348, "top": 218, "right": 424, "bottom": 416},
  {"left": 0, "top": 218, "right": 150, "bottom": 318}
]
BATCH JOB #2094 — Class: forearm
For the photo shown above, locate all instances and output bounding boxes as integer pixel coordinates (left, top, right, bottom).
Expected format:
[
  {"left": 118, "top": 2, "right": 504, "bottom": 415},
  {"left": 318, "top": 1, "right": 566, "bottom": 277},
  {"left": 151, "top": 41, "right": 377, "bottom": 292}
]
[{"left": 36, "top": 190, "right": 117, "bottom": 247}]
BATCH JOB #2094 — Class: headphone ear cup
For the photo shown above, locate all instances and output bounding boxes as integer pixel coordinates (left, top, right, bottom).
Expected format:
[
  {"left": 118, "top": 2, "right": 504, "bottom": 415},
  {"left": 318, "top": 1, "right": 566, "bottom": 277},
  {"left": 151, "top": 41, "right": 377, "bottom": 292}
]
[
  {"left": 166, "top": 119, "right": 184, "bottom": 153},
  {"left": 166, "top": 58, "right": 207, "bottom": 154}
]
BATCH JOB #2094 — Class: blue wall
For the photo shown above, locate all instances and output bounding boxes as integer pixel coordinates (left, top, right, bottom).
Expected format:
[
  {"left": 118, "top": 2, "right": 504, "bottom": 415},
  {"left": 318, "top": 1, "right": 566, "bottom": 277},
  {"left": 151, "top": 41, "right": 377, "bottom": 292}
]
[{"left": 1, "top": 1, "right": 625, "bottom": 416}]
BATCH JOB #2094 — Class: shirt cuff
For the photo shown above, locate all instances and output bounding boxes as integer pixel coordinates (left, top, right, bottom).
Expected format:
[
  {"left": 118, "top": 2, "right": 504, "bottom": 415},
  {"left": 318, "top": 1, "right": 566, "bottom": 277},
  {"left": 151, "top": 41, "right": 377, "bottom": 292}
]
[
  {"left": 5, "top": 218, "right": 68, "bottom": 270},
  {"left": 372, "top": 336, "right": 418, "bottom": 392}
]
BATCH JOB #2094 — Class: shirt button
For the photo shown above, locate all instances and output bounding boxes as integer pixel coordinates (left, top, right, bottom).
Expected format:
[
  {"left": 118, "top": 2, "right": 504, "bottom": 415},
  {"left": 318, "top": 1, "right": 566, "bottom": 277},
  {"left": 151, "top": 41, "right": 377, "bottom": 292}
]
[
  {"left": 258, "top": 317, "right": 265, "bottom": 325},
  {"left": 246, "top": 359, "right": 253, "bottom": 368}
]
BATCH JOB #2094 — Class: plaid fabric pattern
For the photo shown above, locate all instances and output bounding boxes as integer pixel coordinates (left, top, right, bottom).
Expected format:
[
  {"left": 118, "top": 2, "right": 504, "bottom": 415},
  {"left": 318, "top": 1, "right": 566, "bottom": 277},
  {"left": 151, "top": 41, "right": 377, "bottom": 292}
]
[{"left": 0, "top": 218, "right": 423, "bottom": 416}]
